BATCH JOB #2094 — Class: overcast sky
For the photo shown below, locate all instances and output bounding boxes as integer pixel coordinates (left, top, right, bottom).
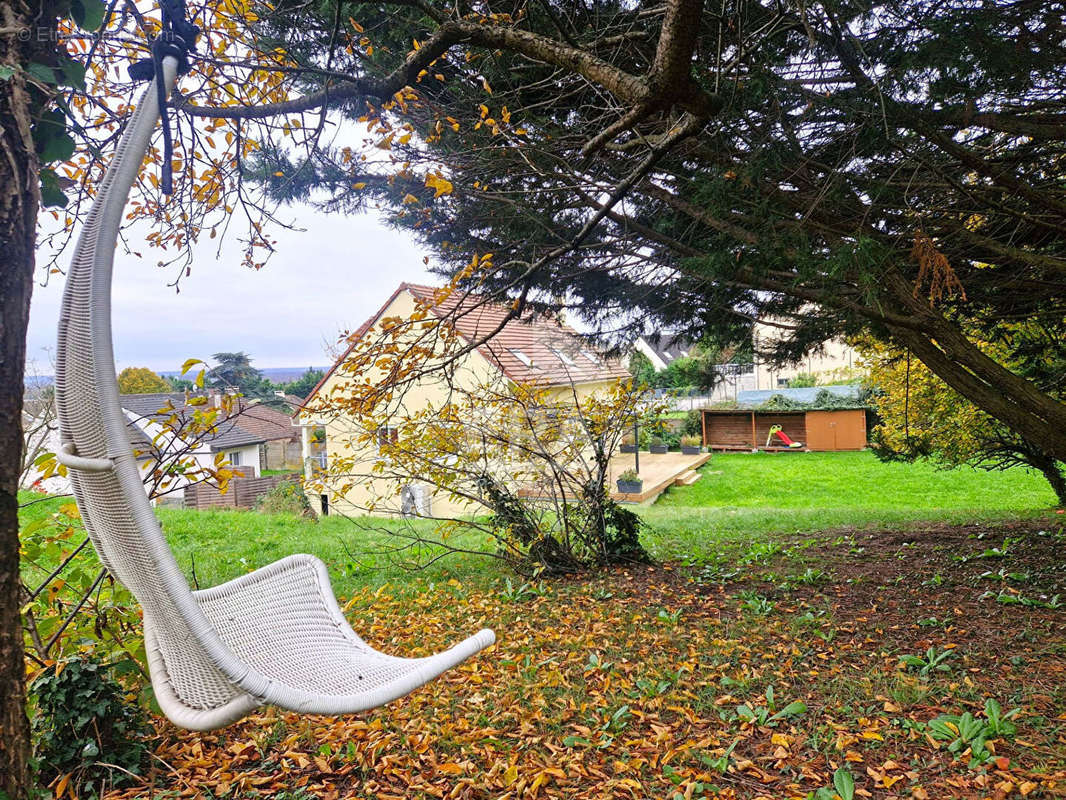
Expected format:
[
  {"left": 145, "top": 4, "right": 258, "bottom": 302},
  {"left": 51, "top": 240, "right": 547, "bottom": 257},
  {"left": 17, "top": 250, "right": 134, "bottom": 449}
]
[{"left": 26, "top": 205, "right": 434, "bottom": 376}]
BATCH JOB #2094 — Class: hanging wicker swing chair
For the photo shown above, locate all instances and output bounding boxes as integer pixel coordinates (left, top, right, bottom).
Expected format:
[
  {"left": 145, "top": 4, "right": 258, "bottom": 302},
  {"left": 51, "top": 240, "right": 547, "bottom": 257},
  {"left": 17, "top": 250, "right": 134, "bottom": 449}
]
[{"left": 54, "top": 51, "right": 494, "bottom": 731}]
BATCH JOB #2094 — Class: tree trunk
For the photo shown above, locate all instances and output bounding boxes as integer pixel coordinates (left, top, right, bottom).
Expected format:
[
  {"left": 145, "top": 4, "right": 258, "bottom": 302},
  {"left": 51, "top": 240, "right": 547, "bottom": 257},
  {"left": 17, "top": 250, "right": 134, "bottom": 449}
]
[
  {"left": 1031, "top": 453, "right": 1066, "bottom": 507},
  {"left": 0, "top": 10, "right": 47, "bottom": 797}
]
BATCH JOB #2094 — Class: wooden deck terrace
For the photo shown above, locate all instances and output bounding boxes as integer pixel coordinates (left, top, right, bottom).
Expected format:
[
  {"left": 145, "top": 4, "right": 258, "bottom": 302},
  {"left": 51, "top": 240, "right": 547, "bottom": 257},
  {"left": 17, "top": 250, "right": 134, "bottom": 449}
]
[
  {"left": 609, "top": 451, "right": 713, "bottom": 504},
  {"left": 515, "top": 451, "right": 713, "bottom": 506}
]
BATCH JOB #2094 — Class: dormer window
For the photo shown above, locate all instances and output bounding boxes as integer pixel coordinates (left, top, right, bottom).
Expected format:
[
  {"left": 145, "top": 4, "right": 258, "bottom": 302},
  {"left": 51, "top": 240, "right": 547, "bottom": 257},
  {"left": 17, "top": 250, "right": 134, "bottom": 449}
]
[{"left": 509, "top": 349, "right": 532, "bottom": 367}]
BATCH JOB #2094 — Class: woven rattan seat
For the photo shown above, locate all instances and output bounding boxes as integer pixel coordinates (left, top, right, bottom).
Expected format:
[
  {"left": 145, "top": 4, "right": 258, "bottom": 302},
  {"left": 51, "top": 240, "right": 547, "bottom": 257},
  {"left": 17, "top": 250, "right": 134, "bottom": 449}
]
[{"left": 54, "top": 56, "right": 494, "bottom": 731}]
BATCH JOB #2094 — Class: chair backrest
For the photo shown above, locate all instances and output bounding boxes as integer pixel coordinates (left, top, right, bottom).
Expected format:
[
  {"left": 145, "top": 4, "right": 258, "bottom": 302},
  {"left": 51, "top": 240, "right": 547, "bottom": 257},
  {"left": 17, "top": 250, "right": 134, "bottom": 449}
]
[{"left": 54, "top": 61, "right": 244, "bottom": 709}]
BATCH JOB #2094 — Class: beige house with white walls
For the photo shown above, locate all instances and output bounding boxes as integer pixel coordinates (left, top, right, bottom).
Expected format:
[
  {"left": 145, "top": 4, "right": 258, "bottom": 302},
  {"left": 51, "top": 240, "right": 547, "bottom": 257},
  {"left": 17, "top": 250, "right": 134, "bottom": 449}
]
[
  {"left": 296, "top": 283, "right": 631, "bottom": 518},
  {"left": 751, "top": 321, "right": 860, "bottom": 390}
]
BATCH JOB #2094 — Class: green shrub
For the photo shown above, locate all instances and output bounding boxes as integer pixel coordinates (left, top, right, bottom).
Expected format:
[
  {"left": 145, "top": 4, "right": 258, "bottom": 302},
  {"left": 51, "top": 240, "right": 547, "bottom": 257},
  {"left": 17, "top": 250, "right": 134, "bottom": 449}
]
[
  {"left": 682, "top": 410, "right": 702, "bottom": 437},
  {"left": 255, "top": 479, "right": 316, "bottom": 518},
  {"left": 789, "top": 372, "right": 817, "bottom": 388},
  {"left": 30, "top": 656, "right": 151, "bottom": 795}
]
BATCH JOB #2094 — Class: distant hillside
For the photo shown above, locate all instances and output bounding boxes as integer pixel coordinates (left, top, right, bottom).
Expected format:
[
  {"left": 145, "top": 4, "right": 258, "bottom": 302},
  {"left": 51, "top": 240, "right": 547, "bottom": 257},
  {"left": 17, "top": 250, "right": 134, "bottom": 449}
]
[
  {"left": 25, "top": 366, "right": 329, "bottom": 388},
  {"left": 160, "top": 366, "right": 329, "bottom": 385}
]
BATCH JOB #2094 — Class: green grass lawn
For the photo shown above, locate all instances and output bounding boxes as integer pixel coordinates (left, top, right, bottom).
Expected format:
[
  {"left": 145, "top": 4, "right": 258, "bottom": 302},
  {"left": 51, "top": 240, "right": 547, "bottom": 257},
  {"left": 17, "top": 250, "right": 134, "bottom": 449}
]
[
  {"left": 657, "top": 450, "right": 1055, "bottom": 511},
  {"left": 19, "top": 451, "right": 1060, "bottom": 597},
  {"left": 641, "top": 450, "right": 1059, "bottom": 562}
]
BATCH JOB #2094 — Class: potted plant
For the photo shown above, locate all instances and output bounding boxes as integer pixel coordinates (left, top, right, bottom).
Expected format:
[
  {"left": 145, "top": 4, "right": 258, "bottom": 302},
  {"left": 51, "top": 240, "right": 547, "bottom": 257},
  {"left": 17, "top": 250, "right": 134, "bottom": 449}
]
[
  {"left": 616, "top": 468, "right": 643, "bottom": 494},
  {"left": 619, "top": 434, "right": 637, "bottom": 454},
  {"left": 649, "top": 436, "right": 668, "bottom": 454},
  {"left": 680, "top": 435, "right": 703, "bottom": 455}
]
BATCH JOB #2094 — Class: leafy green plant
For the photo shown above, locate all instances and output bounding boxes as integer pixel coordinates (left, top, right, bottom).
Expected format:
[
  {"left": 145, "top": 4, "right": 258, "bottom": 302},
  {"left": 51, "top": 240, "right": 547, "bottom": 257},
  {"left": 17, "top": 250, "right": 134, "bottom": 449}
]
[
  {"left": 735, "top": 686, "right": 807, "bottom": 727},
  {"left": 982, "top": 698, "right": 1020, "bottom": 737},
  {"left": 738, "top": 590, "right": 775, "bottom": 615},
  {"left": 741, "top": 540, "right": 783, "bottom": 565},
  {"left": 657, "top": 607, "right": 683, "bottom": 625},
  {"left": 899, "top": 646, "right": 954, "bottom": 677},
  {"left": 980, "top": 568, "right": 1032, "bottom": 584},
  {"left": 499, "top": 577, "right": 551, "bottom": 602},
  {"left": 635, "top": 677, "right": 674, "bottom": 697},
  {"left": 603, "top": 704, "right": 633, "bottom": 733},
  {"left": 980, "top": 588, "right": 1062, "bottom": 608},
  {"left": 809, "top": 766, "right": 856, "bottom": 800},
  {"left": 254, "top": 479, "right": 316, "bottom": 518},
  {"left": 29, "top": 656, "right": 152, "bottom": 795},
  {"left": 699, "top": 739, "right": 739, "bottom": 773},
  {"left": 663, "top": 763, "right": 720, "bottom": 799},
  {"left": 924, "top": 699, "right": 1020, "bottom": 768},
  {"left": 785, "top": 567, "right": 830, "bottom": 587},
  {"left": 789, "top": 373, "right": 817, "bottom": 389},
  {"left": 617, "top": 468, "right": 641, "bottom": 484},
  {"left": 19, "top": 503, "right": 145, "bottom": 669},
  {"left": 585, "top": 652, "right": 614, "bottom": 673}
]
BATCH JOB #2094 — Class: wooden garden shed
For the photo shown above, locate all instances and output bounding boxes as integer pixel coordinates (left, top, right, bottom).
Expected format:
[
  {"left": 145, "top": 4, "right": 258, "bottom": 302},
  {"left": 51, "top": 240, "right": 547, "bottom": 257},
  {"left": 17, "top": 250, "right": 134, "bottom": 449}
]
[{"left": 700, "top": 408, "right": 867, "bottom": 452}]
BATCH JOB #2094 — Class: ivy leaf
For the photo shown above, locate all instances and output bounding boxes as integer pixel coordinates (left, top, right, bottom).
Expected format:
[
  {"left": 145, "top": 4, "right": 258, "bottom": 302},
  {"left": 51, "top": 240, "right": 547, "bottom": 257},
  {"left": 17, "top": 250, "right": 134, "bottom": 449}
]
[
  {"left": 39, "top": 168, "right": 69, "bottom": 208},
  {"left": 59, "top": 58, "right": 87, "bottom": 91},
  {"left": 26, "top": 62, "right": 58, "bottom": 86},
  {"left": 71, "top": 0, "right": 107, "bottom": 31},
  {"left": 40, "top": 131, "right": 75, "bottom": 163}
]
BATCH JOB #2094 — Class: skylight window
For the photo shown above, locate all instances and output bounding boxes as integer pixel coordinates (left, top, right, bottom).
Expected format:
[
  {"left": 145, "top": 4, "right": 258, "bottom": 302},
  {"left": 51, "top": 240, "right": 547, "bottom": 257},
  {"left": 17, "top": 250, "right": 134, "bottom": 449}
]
[
  {"left": 549, "top": 347, "right": 576, "bottom": 366},
  {"left": 582, "top": 351, "right": 600, "bottom": 365},
  {"left": 509, "top": 349, "right": 533, "bottom": 367}
]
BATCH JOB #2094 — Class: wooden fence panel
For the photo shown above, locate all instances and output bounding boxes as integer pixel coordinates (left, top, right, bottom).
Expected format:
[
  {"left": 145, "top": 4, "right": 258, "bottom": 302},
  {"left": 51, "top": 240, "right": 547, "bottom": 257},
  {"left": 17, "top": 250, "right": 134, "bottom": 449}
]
[{"left": 183, "top": 472, "right": 300, "bottom": 510}]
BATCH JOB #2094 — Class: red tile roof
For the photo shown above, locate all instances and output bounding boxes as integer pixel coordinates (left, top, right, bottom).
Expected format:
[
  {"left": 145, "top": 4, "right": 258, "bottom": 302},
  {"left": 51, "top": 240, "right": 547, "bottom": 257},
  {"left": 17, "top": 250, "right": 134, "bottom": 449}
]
[
  {"left": 301, "top": 283, "right": 630, "bottom": 412},
  {"left": 404, "top": 283, "right": 631, "bottom": 386},
  {"left": 234, "top": 402, "right": 298, "bottom": 442}
]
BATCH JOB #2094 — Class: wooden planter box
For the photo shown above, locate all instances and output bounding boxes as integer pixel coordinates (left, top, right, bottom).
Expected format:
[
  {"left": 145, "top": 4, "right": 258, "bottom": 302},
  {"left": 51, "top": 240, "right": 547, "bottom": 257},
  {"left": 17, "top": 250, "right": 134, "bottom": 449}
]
[
  {"left": 681, "top": 445, "right": 702, "bottom": 455},
  {"left": 616, "top": 480, "right": 643, "bottom": 494},
  {"left": 649, "top": 445, "right": 668, "bottom": 454}
]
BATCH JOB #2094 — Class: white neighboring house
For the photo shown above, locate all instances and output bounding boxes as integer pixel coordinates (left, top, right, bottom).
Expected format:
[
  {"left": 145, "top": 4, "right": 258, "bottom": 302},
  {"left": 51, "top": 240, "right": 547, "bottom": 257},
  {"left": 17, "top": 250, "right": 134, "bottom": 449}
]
[
  {"left": 633, "top": 333, "right": 757, "bottom": 402},
  {"left": 634, "top": 323, "right": 860, "bottom": 396},
  {"left": 633, "top": 332, "right": 700, "bottom": 371},
  {"left": 21, "top": 391, "right": 266, "bottom": 503}
]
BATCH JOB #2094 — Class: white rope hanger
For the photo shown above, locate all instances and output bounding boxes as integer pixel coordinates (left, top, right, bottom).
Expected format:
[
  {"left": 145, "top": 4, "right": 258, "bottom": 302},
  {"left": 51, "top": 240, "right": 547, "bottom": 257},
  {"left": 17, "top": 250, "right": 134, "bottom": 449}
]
[{"left": 53, "top": 51, "right": 494, "bottom": 731}]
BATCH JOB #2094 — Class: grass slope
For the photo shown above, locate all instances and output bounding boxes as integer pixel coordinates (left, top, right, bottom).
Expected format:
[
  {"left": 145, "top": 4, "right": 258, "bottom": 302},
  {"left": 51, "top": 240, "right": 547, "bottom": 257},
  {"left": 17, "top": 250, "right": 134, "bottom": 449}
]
[{"left": 19, "top": 452, "right": 1058, "bottom": 596}]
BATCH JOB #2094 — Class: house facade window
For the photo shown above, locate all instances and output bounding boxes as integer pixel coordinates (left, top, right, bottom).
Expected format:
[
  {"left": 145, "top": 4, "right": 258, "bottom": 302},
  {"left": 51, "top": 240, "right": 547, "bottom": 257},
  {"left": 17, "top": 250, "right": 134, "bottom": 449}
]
[
  {"left": 228, "top": 450, "right": 242, "bottom": 466},
  {"left": 377, "top": 426, "right": 399, "bottom": 449}
]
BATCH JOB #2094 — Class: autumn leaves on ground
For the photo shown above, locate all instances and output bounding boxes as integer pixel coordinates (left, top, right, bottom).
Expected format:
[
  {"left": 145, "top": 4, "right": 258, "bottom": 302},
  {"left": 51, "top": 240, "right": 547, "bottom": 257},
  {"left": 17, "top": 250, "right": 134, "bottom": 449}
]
[{"left": 103, "top": 516, "right": 1066, "bottom": 800}]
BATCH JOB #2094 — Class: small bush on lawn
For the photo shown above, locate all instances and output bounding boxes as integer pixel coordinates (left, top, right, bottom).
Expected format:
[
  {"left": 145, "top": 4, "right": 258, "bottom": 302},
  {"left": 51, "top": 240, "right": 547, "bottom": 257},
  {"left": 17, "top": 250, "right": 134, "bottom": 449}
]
[
  {"left": 682, "top": 410, "right": 703, "bottom": 437},
  {"left": 255, "top": 480, "right": 316, "bottom": 518},
  {"left": 30, "top": 656, "right": 151, "bottom": 795}
]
